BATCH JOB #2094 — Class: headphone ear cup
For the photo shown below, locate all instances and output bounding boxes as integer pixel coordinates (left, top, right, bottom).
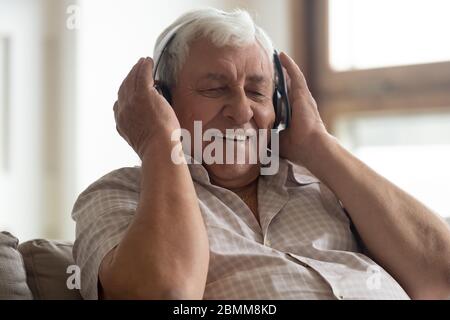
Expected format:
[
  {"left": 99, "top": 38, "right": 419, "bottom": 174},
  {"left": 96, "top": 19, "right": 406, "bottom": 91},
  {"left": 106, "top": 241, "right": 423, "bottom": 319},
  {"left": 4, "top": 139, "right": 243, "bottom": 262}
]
[
  {"left": 272, "top": 88, "right": 282, "bottom": 129},
  {"left": 159, "top": 84, "right": 173, "bottom": 105}
]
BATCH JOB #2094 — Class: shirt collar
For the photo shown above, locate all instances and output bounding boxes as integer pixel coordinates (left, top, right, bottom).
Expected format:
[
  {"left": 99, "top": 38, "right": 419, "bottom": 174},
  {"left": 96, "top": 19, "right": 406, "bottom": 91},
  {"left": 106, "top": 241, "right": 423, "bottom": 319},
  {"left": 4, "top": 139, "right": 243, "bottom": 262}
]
[
  {"left": 183, "top": 154, "right": 211, "bottom": 184},
  {"left": 286, "top": 160, "right": 321, "bottom": 185},
  {"left": 183, "top": 153, "right": 320, "bottom": 187}
]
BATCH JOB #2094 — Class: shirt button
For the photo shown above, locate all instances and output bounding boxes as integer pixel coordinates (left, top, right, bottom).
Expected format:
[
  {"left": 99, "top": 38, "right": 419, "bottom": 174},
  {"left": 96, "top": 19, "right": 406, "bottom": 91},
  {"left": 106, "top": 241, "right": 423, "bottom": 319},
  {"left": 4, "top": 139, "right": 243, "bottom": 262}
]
[{"left": 265, "top": 240, "right": 271, "bottom": 247}]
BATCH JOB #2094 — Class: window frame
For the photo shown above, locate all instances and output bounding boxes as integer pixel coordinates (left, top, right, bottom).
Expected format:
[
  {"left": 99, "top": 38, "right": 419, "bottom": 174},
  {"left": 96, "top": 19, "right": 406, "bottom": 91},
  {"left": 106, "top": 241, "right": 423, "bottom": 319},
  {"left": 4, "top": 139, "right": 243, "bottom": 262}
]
[{"left": 309, "top": 0, "right": 450, "bottom": 131}]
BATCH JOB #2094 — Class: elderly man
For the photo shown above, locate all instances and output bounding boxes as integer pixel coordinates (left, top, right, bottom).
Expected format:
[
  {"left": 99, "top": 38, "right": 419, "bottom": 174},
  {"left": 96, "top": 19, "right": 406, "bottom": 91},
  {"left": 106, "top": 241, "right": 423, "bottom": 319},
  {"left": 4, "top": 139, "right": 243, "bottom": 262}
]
[{"left": 72, "top": 8, "right": 450, "bottom": 300}]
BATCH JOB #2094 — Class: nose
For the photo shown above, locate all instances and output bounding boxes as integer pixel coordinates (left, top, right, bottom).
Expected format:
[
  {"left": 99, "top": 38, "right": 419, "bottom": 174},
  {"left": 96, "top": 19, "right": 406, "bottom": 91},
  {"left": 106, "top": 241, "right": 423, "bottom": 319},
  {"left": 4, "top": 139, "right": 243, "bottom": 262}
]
[{"left": 222, "top": 88, "right": 253, "bottom": 125}]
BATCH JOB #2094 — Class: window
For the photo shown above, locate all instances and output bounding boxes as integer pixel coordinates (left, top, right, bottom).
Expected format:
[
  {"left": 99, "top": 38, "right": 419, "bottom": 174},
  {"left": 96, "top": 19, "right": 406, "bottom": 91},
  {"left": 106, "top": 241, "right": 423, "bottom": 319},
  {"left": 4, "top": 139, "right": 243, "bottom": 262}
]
[
  {"left": 310, "top": 0, "right": 450, "bottom": 219},
  {"left": 310, "top": 0, "right": 450, "bottom": 115},
  {"left": 329, "top": 0, "right": 450, "bottom": 71},
  {"left": 335, "top": 111, "right": 450, "bottom": 218}
]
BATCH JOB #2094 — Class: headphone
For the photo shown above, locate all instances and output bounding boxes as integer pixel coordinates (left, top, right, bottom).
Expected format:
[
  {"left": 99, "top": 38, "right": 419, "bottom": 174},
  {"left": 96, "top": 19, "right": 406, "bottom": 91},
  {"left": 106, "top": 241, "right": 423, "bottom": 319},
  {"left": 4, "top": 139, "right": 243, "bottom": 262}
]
[{"left": 153, "top": 23, "right": 291, "bottom": 131}]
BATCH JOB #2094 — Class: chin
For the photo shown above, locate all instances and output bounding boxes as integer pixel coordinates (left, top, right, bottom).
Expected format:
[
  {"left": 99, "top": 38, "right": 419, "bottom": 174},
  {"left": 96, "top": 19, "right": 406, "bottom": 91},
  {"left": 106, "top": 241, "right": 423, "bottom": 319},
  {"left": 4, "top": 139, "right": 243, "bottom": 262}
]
[{"left": 205, "top": 163, "right": 260, "bottom": 189}]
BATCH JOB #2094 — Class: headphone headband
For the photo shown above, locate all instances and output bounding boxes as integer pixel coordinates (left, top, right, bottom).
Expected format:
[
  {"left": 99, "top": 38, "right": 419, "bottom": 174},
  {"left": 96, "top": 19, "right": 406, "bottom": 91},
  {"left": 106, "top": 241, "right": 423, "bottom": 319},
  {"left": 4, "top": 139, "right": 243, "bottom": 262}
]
[{"left": 153, "top": 20, "right": 196, "bottom": 80}]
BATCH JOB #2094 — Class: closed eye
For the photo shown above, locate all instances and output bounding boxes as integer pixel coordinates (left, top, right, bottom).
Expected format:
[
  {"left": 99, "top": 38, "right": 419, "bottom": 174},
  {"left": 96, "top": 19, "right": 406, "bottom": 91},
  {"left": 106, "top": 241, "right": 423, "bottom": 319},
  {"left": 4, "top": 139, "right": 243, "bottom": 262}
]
[
  {"left": 207, "top": 87, "right": 226, "bottom": 92},
  {"left": 199, "top": 87, "right": 268, "bottom": 101},
  {"left": 248, "top": 90, "right": 264, "bottom": 97},
  {"left": 247, "top": 90, "right": 268, "bottom": 101},
  {"left": 199, "top": 87, "right": 228, "bottom": 98}
]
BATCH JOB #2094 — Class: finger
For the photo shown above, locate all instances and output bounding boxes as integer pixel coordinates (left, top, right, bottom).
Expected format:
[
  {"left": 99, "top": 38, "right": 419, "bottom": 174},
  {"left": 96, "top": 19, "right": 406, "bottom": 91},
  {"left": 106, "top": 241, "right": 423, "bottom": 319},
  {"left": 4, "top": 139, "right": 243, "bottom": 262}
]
[
  {"left": 115, "top": 124, "right": 122, "bottom": 137},
  {"left": 136, "top": 57, "right": 155, "bottom": 90},
  {"left": 279, "top": 61, "right": 297, "bottom": 108},
  {"left": 133, "top": 57, "right": 149, "bottom": 92},
  {"left": 113, "top": 100, "right": 119, "bottom": 122},
  {"left": 279, "top": 52, "right": 309, "bottom": 93},
  {"left": 118, "top": 58, "right": 142, "bottom": 101},
  {"left": 282, "top": 66, "right": 292, "bottom": 93},
  {"left": 118, "top": 57, "right": 145, "bottom": 98}
]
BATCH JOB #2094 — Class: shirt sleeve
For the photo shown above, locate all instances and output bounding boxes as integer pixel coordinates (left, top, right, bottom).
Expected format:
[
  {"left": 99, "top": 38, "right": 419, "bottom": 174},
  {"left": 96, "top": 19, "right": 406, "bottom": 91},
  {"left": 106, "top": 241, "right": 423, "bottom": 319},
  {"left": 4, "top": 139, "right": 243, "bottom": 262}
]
[{"left": 71, "top": 167, "right": 141, "bottom": 300}]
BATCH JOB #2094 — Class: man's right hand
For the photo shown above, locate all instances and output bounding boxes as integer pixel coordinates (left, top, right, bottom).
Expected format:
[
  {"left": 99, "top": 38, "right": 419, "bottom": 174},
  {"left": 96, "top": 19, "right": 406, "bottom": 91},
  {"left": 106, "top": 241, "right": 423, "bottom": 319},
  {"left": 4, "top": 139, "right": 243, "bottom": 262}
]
[{"left": 114, "top": 57, "right": 180, "bottom": 159}]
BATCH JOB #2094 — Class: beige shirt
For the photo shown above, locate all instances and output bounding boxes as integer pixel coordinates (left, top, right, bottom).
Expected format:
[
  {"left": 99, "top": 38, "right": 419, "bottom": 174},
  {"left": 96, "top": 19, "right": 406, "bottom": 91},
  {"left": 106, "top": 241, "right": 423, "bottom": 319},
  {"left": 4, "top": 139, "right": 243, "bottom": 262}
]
[{"left": 72, "top": 158, "right": 410, "bottom": 300}]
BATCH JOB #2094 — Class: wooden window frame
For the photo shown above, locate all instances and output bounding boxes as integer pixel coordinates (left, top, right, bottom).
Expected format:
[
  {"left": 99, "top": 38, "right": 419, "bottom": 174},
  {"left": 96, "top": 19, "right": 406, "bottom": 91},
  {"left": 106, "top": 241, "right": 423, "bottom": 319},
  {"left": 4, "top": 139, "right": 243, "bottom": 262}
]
[{"left": 308, "top": 0, "right": 450, "bottom": 131}]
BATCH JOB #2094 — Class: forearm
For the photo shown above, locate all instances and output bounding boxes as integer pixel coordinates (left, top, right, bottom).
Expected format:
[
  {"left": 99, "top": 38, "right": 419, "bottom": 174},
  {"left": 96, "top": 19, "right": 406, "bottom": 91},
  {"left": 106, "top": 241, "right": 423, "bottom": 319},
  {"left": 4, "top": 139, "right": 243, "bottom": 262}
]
[
  {"left": 102, "top": 135, "right": 209, "bottom": 299},
  {"left": 297, "top": 132, "right": 450, "bottom": 299}
]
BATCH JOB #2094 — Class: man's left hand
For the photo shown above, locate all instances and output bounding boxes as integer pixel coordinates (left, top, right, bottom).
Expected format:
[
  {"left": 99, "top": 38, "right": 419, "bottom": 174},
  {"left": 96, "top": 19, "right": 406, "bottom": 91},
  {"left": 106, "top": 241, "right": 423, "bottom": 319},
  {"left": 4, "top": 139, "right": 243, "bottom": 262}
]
[{"left": 278, "top": 52, "right": 331, "bottom": 166}]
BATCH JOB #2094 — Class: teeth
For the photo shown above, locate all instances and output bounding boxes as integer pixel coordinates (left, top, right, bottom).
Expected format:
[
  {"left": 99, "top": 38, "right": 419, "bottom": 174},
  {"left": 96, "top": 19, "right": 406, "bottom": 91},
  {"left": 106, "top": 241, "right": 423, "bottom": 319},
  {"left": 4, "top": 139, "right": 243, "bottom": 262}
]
[
  {"left": 215, "top": 132, "right": 250, "bottom": 141},
  {"left": 225, "top": 133, "right": 247, "bottom": 141}
]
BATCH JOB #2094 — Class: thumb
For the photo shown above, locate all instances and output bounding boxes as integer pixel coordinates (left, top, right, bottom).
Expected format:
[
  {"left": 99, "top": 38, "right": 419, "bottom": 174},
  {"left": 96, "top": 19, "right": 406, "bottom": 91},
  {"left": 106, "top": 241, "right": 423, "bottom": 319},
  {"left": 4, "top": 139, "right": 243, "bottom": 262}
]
[{"left": 137, "top": 57, "right": 155, "bottom": 90}]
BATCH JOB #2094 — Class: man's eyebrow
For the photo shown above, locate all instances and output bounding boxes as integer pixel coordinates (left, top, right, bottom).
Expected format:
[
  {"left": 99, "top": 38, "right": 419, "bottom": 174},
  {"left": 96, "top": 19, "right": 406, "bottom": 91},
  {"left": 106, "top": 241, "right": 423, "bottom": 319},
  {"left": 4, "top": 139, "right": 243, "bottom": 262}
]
[
  {"left": 199, "top": 73, "right": 229, "bottom": 82},
  {"left": 246, "top": 75, "right": 271, "bottom": 86},
  {"left": 198, "top": 73, "right": 271, "bottom": 85}
]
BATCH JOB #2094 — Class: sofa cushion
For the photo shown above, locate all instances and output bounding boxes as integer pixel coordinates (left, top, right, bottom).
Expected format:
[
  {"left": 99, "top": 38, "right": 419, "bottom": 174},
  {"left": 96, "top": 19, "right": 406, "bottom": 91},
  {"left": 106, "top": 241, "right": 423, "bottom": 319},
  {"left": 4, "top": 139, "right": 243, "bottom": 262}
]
[
  {"left": 0, "top": 231, "right": 34, "bottom": 299},
  {"left": 18, "top": 239, "right": 82, "bottom": 300}
]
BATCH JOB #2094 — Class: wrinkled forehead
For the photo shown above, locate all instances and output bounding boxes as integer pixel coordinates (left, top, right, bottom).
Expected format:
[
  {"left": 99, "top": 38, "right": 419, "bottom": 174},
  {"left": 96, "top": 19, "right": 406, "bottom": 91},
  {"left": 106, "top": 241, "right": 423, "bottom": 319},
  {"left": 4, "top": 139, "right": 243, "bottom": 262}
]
[{"left": 181, "top": 38, "right": 274, "bottom": 83}]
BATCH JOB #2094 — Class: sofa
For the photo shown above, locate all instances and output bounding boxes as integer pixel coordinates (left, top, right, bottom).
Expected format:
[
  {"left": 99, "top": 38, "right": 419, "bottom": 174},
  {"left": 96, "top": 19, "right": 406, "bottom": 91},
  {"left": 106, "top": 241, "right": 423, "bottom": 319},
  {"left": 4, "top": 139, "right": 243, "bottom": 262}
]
[
  {"left": 0, "top": 231, "right": 82, "bottom": 300},
  {"left": 2, "top": 218, "right": 450, "bottom": 300}
]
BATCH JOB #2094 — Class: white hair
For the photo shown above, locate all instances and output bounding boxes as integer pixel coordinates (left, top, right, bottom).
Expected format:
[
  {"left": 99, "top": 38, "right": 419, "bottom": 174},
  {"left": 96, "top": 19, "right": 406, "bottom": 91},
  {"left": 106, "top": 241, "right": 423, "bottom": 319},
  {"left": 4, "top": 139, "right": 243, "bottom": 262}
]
[{"left": 153, "top": 8, "right": 275, "bottom": 87}]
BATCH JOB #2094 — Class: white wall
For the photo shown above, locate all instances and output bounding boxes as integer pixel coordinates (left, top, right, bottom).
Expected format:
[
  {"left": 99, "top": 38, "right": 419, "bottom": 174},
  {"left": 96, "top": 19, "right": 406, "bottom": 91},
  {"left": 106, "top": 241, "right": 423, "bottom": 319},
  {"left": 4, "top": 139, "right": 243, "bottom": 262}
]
[{"left": 0, "top": 0, "right": 45, "bottom": 240}]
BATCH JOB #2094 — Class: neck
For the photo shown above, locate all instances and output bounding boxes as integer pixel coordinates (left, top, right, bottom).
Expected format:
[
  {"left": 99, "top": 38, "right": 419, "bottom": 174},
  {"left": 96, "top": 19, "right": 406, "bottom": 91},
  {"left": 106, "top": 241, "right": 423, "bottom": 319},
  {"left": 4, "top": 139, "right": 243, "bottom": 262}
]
[
  {"left": 229, "top": 177, "right": 258, "bottom": 196},
  {"left": 232, "top": 178, "right": 259, "bottom": 223}
]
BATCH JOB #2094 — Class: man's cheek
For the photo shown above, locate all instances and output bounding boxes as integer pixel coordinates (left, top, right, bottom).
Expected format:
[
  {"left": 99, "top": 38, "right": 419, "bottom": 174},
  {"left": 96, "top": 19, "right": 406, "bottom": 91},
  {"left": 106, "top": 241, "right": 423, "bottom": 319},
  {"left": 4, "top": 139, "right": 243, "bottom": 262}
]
[
  {"left": 259, "top": 120, "right": 276, "bottom": 144},
  {"left": 255, "top": 107, "right": 275, "bottom": 128}
]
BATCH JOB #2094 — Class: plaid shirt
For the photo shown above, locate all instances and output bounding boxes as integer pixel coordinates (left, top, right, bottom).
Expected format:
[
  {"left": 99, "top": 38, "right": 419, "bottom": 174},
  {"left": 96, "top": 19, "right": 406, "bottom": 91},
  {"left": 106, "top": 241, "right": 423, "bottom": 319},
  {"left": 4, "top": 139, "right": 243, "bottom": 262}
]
[{"left": 72, "top": 158, "right": 410, "bottom": 300}]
